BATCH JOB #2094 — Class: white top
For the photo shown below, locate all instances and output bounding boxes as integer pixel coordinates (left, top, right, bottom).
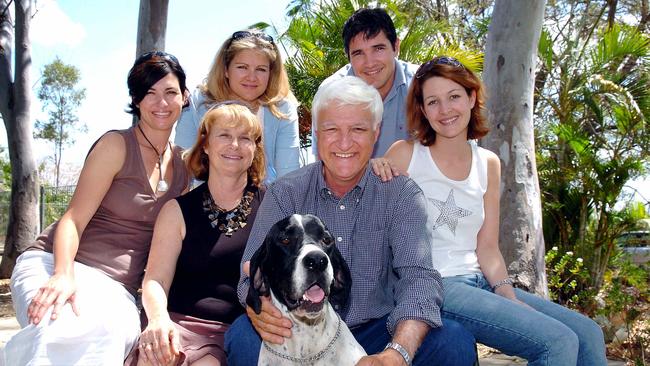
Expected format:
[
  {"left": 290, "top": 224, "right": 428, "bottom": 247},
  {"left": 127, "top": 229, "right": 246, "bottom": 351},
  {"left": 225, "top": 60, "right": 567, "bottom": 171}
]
[{"left": 407, "top": 141, "right": 488, "bottom": 277}]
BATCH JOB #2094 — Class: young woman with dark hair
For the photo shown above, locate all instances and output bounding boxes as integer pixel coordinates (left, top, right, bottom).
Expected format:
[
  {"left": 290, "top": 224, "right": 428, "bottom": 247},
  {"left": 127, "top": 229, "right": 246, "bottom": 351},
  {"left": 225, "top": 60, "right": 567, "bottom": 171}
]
[{"left": 5, "top": 51, "right": 190, "bottom": 365}]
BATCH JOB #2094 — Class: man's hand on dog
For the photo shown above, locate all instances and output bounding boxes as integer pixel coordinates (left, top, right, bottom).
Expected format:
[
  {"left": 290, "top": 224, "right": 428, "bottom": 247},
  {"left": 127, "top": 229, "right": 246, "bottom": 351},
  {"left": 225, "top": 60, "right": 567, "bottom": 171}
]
[{"left": 244, "top": 261, "right": 293, "bottom": 344}]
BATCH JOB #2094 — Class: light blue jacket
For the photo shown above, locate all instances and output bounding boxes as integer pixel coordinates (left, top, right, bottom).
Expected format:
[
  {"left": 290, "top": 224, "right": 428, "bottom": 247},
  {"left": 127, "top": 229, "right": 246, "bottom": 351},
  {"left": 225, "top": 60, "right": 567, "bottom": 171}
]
[{"left": 175, "top": 89, "right": 302, "bottom": 183}]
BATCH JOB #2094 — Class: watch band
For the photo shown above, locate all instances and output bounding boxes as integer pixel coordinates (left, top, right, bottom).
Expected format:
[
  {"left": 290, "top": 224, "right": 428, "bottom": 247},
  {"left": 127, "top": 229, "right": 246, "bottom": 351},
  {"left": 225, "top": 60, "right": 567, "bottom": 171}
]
[
  {"left": 384, "top": 341, "right": 412, "bottom": 365},
  {"left": 492, "top": 277, "right": 514, "bottom": 290}
]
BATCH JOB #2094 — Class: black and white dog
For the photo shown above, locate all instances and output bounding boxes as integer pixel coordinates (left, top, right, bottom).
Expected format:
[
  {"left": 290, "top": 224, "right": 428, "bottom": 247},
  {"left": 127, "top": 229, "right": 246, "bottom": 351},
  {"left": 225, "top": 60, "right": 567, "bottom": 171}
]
[{"left": 247, "top": 214, "right": 367, "bottom": 365}]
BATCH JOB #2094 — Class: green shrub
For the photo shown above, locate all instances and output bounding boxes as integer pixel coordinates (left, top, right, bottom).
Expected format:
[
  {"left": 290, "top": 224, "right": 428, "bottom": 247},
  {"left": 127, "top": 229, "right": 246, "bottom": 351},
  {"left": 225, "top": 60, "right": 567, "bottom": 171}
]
[
  {"left": 545, "top": 246, "right": 594, "bottom": 311},
  {"left": 598, "top": 254, "right": 648, "bottom": 324},
  {"left": 597, "top": 254, "right": 649, "bottom": 362}
]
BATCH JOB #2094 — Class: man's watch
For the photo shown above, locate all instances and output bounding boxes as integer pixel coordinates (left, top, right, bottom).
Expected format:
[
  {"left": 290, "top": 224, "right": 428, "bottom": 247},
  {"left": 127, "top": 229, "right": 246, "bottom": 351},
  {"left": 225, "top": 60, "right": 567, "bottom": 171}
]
[{"left": 384, "top": 341, "right": 412, "bottom": 365}]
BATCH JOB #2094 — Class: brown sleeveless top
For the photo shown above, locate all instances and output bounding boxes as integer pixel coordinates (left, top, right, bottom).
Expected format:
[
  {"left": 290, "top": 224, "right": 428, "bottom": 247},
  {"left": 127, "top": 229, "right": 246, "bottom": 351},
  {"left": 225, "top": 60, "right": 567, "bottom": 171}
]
[{"left": 29, "top": 127, "right": 189, "bottom": 295}]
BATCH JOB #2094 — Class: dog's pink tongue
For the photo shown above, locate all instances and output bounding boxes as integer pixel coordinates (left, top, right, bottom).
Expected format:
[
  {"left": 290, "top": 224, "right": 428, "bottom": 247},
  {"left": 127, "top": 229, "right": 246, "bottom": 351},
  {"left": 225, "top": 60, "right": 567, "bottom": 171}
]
[{"left": 304, "top": 285, "right": 325, "bottom": 303}]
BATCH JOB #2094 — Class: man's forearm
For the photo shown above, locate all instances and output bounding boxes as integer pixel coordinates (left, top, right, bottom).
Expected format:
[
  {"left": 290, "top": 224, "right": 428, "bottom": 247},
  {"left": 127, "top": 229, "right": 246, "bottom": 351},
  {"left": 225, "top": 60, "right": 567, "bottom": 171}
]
[{"left": 388, "top": 319, "right": 430, "bottom": 364}]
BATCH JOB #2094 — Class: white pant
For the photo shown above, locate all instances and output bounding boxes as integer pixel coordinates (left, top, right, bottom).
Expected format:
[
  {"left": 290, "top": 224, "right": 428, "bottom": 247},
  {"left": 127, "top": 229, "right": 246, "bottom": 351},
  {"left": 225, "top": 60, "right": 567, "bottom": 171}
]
[{"left": 5, "top": 251, "right": 141, "bottom": 365}]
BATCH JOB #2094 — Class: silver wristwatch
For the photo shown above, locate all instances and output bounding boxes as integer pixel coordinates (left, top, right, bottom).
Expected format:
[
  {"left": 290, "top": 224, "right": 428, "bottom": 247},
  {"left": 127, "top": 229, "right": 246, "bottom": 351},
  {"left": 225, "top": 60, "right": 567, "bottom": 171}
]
[{"left": 384, "top": 341, "right": 412, "bottom": 365}]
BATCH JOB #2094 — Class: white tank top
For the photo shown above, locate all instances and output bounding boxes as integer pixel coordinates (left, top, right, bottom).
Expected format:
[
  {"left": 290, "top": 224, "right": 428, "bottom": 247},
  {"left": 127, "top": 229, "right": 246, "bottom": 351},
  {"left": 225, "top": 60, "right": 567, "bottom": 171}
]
[{"left": 407, "top": 141, "right": 488, "bottom": 277}]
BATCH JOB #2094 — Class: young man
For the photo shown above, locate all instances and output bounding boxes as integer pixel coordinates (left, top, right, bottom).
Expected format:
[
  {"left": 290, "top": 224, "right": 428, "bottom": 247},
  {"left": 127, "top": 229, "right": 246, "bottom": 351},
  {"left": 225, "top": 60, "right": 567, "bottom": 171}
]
[
  {"left": 226, "top": 77, "right": 477, "bottom": 366},
  {"left": 315, "top": 7, "right": 419, "bottom": 158}
]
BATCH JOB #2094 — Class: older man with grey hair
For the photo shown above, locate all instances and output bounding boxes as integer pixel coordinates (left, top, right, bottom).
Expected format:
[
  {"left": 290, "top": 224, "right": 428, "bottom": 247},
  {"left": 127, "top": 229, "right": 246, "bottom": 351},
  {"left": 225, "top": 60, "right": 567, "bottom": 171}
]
[{"left": 225, "top": 76, "right": 476, "bottom": 366}]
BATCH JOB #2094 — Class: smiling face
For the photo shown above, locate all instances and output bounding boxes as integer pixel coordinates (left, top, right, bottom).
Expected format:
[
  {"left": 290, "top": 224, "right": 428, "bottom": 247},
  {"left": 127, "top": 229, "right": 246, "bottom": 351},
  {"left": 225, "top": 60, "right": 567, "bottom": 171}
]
[
  {"left": 204, "top": 122, "right": 256, "bottom": 178},
  {"left": 348, "top": 31, "right": 399, "bottom": 99},
  {"left": 421, "top": 76, "right": 476, "bottom": 141},
  {"left": 225, "top": 48, "right": 271, "bottom": 103},
  {"left": 316, "top": 104, "right": 379, "bottom": 197},
  {"left": 137, "top": 73, "right": 185, "bottom": 131}
]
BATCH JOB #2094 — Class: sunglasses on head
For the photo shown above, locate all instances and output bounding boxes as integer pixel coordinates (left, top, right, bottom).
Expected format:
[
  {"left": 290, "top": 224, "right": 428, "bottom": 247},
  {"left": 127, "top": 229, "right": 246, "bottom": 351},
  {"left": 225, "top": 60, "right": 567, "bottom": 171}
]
[
  {"left": 134, "top": 51, "right": 179, "bottom": 66},
  {"left": 231, "top": 30, "right": 274, "bottom": 44},
  {"left": 415, "top": 56, "right": 464, "bottom": 79}
]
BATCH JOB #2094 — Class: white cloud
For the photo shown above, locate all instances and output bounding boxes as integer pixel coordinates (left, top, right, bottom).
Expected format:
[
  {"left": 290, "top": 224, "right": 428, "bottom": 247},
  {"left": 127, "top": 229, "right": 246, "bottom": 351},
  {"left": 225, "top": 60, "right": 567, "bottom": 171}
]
[{"left": 31, "top": 0, "right": 85, "bottom": 48}]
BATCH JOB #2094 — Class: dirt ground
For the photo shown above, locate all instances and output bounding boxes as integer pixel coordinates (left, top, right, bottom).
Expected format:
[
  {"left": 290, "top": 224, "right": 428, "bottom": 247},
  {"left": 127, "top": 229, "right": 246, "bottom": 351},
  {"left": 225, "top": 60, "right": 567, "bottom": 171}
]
[{"left": 0, "top": 279, "right": 14, "bottom": 319}]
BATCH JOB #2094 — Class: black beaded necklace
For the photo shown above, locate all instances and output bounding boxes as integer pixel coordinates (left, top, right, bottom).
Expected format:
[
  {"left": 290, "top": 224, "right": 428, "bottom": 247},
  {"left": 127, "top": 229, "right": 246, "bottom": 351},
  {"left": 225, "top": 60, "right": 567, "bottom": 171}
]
[{"left": 202, "top": 185, "right": 255, "bottom": 237}]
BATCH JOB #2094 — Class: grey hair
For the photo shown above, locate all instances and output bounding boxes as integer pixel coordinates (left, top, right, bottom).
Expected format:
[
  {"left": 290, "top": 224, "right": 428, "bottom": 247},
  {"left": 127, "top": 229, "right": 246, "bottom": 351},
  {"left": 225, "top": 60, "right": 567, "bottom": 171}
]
[{"left": 312, "top": 76, "right": 383, "bottom": 130}]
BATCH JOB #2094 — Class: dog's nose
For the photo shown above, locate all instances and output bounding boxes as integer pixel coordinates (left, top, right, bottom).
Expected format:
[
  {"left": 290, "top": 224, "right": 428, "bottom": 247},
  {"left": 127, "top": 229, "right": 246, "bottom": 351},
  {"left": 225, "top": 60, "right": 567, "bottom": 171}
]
[{"left": 303, "top": 252, "right": 328, "bottom": 272}]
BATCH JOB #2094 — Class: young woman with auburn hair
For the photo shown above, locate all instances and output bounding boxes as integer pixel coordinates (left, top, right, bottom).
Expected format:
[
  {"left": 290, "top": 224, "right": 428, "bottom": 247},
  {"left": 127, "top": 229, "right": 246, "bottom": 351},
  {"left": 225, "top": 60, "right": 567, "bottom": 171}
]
[{"left": 375, "top": 56, "right": 607, "bottom": 366}]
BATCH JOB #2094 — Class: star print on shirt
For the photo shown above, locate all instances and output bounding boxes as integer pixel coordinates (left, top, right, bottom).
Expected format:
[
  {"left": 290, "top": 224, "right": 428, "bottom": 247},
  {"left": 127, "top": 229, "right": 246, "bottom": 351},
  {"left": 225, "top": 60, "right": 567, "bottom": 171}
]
[{"left": 429, "top": 189, "right": 472, "bottom": 235}]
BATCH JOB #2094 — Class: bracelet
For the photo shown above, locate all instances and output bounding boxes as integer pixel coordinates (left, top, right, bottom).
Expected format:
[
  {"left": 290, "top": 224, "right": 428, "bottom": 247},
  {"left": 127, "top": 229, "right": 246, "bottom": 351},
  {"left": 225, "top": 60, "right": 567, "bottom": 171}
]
[
  {"left": 385, "top": 341, "right": 412, "bottom": 366},
  {"left": 492, "top": 277, "right": 514, "bottom": 290}
]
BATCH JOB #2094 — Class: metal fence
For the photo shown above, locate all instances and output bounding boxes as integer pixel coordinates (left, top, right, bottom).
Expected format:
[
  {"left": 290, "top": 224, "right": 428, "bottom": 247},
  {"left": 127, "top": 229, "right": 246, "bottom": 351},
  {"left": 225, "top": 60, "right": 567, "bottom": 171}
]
[
  {"left": 0, "top": 186, "right": 76, "bottom": 245},
  {"left": 39, "top": 185, "right": 75, "bottom": 231},
  {"left": 0, "top": 190, "right": 8, "bottom": 246}
]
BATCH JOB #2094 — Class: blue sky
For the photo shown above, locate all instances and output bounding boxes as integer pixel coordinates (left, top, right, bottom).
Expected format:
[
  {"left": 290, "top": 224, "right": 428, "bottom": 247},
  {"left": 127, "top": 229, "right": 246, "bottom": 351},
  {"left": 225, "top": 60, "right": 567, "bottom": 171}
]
[{"left": 1, "top": 0, "right": 291, "bottom": 182}]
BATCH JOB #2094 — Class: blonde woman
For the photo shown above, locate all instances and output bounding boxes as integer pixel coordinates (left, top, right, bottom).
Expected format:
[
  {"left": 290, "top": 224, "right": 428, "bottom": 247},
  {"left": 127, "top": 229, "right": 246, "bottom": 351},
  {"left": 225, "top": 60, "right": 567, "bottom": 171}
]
[
  {"left": 175, "top": 30, "right": 300, "bottom": 183},
  {"left": 134, "top": 103, "right": 266, "bottom": 366}
]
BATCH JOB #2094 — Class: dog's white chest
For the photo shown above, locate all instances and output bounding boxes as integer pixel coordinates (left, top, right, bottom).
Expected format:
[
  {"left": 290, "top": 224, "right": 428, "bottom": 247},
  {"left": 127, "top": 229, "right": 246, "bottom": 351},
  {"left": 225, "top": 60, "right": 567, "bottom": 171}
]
[{"left": 258, "top": 306, "right": 366, "bottom": 366}]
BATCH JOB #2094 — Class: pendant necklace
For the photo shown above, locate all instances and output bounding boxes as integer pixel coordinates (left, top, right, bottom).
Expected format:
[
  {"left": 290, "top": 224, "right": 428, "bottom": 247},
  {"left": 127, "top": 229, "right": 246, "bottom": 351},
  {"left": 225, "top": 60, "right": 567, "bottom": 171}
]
[{"left": 137, "top": 124, "right": 171, "bottom": 192}]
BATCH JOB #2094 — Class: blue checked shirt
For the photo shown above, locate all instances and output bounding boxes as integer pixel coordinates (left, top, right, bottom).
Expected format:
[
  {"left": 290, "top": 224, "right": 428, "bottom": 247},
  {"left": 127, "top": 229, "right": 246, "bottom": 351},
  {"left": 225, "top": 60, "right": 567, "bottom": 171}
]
[{"left": 237, "top": 162, "right": 443, "bottom": 334}]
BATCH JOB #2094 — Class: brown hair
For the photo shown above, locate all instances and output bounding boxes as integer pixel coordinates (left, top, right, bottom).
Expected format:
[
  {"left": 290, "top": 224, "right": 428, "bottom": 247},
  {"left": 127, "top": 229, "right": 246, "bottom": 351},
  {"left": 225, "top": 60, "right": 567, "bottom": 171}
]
[
  {"left": 185, "top": 103, "right": 266, "bottom": 186},
  {"left": 406, "top": 58, "right": 489, "bottom": 145},
  {"left": 200, "top": 30, "right": 295, "bottom": 119}
]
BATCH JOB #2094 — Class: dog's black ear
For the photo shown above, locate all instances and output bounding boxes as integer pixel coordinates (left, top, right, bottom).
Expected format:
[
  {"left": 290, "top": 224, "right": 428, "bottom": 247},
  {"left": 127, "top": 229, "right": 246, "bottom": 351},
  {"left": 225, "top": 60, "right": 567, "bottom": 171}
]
[
  {"left": 328, "top": 245, "right": 352, "bottom": 313},
  {"left": 246, "top": 239, "right": 271, "bottom": 314}
]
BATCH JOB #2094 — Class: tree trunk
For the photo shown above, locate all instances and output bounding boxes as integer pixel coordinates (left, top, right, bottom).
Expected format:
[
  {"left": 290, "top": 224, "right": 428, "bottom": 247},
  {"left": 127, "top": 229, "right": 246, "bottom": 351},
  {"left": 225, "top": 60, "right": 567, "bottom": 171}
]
[
  {"left": 135, "top": 0, "right": 169, "bottom": 57},
  {"left": 606, "top": 0, "right": 618, "bottom": 30},
  {"left": 0, "top": 0, "right": 39, "bottom": 278},
  {"left": 482, "top": 0, "right": 548, "bottom": 296},
  {"left": 133, "top": 0, "right": 169, "bottom": 126}
]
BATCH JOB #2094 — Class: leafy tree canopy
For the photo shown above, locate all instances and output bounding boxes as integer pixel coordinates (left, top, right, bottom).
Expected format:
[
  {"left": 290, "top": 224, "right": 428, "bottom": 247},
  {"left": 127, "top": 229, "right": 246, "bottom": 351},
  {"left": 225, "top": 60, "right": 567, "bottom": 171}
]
[{"left": 33, "top": 57, "right": 87, "bottom": 188}]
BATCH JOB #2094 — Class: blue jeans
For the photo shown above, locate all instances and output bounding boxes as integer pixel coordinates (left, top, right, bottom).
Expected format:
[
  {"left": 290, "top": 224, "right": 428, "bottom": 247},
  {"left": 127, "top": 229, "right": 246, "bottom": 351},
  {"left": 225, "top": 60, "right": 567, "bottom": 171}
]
[
  {"left": 442, "top": 274, "right": 607, "bottom": 366},
  {"left": 225, "top": 313, "right": 476, "bottom": 365}
]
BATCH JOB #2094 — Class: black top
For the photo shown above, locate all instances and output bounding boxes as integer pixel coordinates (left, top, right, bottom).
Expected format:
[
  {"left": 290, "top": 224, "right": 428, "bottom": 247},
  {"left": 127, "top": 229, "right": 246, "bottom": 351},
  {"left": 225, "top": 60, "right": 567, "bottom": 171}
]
[{"left": 168, "top": 182, "right": 264, "bottom": 323}]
